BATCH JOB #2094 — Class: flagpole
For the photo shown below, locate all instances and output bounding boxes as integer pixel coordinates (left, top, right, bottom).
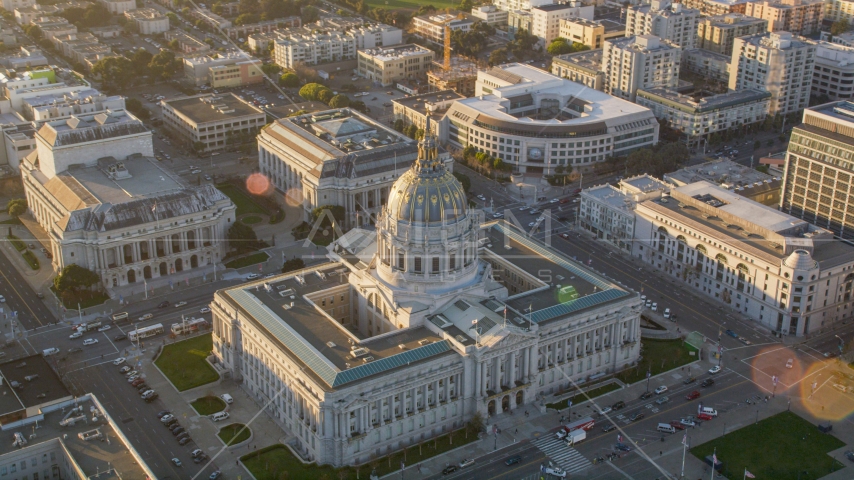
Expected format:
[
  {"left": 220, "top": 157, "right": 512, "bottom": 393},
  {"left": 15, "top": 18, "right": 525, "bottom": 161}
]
[
  {"left": 681, "top": 433, "right": 687, "bottom": 479},
  {"left": 710, "top": 448, "right": 716, "bottom": 480},
  {"left": 743, "top": 468, "right": 746, "bottom": 480}
]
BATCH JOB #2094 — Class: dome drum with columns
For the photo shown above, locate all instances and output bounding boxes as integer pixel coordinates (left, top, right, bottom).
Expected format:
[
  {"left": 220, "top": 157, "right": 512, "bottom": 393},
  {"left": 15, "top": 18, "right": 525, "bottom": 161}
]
[{"left": 376, "top": 125, "right": 481, "bottom": 289}]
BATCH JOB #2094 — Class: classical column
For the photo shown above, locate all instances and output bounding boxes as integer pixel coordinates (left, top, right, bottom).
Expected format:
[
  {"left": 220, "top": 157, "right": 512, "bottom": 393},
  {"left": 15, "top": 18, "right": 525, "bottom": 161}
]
[
  {"left": 480, "top": 362, "right": 487, "bottom": 396},
  {"left": 528, "top": 346, "right": 536, "bottom": 379},
  {"left": 509, "top": 352, "right": 517, "bottom": 386}
]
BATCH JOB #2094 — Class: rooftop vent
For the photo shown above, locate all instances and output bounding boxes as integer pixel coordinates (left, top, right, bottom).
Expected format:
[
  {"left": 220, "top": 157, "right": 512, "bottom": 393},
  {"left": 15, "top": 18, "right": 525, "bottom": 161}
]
[
  {"left": 326, "top": 341, "right": 336, "bottom": 348},
  {"left": 398, "top": 344, "right": 406, "bottom": 350},
  {"left": 455, "top": 335, "right": 467, "bottom": 343},
  {"left": 350, "top": 347, "right": 370, "bottom": 357},
  {"left": 362, "top": 356, "right": 374, "bottom": 363},
  {"left": 418, "top": 339, "right": 432, "bottom": 346}
]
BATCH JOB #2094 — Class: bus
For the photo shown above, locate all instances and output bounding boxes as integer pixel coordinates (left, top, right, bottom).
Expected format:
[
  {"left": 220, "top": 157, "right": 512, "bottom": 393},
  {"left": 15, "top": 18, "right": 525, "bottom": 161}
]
[
  {"left": 171, "top": 318, "right": 208, "bottom": 335},
  {"left": 128, "top": 323, "right": 164, "bottom": 342}
]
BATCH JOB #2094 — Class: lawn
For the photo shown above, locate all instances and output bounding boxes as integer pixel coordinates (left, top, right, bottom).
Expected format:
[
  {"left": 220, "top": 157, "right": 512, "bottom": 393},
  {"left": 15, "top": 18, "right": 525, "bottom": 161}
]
[
  {"left": 364, "top": 0, "right": 459, "bottom": 11},
  {"left": 154, "top": 334, "right": 219, "bottom": 391},
  {"left": 546, "top": 382, "right": 621, "bottom": 410},
  {"left": 191, "top": 395, "right": 226, "bottom": 415},
  {"left": 218, "top": 423, "right": 251, "bottom": 446},
  {"left": 224, "top": 251, "right": 269, "bottom": 269},
  {"left": 217, "top": 184, "right": 267, "bottom": 216},
  {"left": 692, "top": 411, "right": 845, "bottom": 479},
  {"left": 21, "top": 250, "right": 39, "bottom": 270},
  {"left": 0, "top": 218, "right": 22, "bottom": 225},
  {"left": 242, "top": 215, "right": 262, "bottom": 225},
  {"left": 616, "top": 339, "right": 698, "bottom": 385},
  {"left": 7, "top": 234, "right": 25, "bottom": 252},
  {"left": 242, "top": 428, "right": 479, "bottom": 480}
]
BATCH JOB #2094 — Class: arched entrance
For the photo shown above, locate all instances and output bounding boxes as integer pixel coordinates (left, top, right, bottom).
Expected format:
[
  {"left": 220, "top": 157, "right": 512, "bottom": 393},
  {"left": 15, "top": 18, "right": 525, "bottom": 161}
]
[
  {"left": 143, "top": 266, "right": 152, "bottom": 279},
  {"left": 175, "top": 258, "right": 184, "bottom": 272},
  {"left": 159, "top": 262, "right": 167, "bottom": 276},
  {"left": 487, "top": 400, "right": 496, "bottom": 416},
  {"left": 515, "top": 391, "right": 523, "bottom": 406},
  {"left": 501, "top": 395, "right": 510, "bottom": 412},
  {"left": 190, "top": 254, "right": 198, "bottom": 268},
  {"left": 127, "top": 269, "right": 136, "bottom": 284}
]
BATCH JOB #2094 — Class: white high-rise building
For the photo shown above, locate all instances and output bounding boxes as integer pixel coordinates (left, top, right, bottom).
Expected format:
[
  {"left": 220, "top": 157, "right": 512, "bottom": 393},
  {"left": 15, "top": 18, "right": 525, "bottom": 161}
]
[
  {"left": 729, "top": 32, "right": 816, "bottom": 115},
  {"left": 603, "top": 35, "right": 681, "bottom": 101},
  {"left": 624, "top": 0, "right": 701, "bottom": 49},
  {"left": 531, "top": 1, "right": 593, "bottom": 45}
]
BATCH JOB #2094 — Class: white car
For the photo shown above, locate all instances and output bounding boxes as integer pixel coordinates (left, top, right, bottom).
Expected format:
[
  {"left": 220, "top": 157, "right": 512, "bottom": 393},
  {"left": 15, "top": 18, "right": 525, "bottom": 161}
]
[
  {"left": 0, "top": 295, "right": 5, "bottom": 302},
  {"left": 651, "top": 302, "right": 658, "bottom": 312},
  {"left": 708, "top": 365, "right": 721, "bottom": 374},
  {"left": 654, "top": 385, "right": 668, "bottom": 395},
  {"left": 190, "top": 169, "right": 202, "bottom": 174},
  {"left": 97, "top": 325, "right": 111, "bottom": 332},
  {"left": 663, "top": 308, "right": 671, "bottom": 319},
  {"left": 200, "top": 307, "right": 211, "bottom": 314},
  {"left": 598, "top": 406, "right": 613, "bottom": 416},
  {"left": 125, "top": 370, "right": 138, "bottom": 378},
  {"left": 680, "top": 418, "right": 697, "bottom": 427},
  {"left": 138, "top": 313, "right": 153, "bottom": 321},
  {"left": 549, "top": 198, "right": 559, "bottom": 204},
  {"left": 82, "top": 338, "right": 98, "bottom": 346},
  {"left": 545, "top": 467, "right": 567, "bottom": 478},
  {"left": 69, "top": 331, "right": 83, "bottom": 339},
  {"left": 174, "top": 301, "right": 187, "bottom": 308},
  {"left": 113, "top": 357, "right": 126, "bottom": 366},
  {"left": 459, "top": 458, "right": 475, "bottom": 468},
  {"left": 119, "top": 365, "right": 131, "bottom": 373},
  {"left": 785, "top": 358, "right": 794, "bottom": 369},
  {"left": 246, "top": 273, "right": 261, "bottom": 280}
]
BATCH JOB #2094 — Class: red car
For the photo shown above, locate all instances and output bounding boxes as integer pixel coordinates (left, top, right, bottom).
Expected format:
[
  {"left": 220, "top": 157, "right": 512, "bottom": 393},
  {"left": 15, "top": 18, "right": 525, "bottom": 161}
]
[
  {"left": 559, "top": 198, "right": 570, "bottom": 204},
  {"left": 669, "top": 421, "right": 686, "bottom": 430},
  {"left": 697, "top": 413, "right": 714, "bottom": 421},
  {"left": 131, "top": 378, "right": 145, "bottom": 387},
  {"left": 685, "top": 391, "right": 701, "bottom": 400}
]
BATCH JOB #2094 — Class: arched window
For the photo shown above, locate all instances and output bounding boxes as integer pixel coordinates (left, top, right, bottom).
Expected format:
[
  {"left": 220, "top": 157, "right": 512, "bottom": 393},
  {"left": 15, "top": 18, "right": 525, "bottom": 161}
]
[{"left": 715, "top": 253, "right": 728, "bottom": 265}]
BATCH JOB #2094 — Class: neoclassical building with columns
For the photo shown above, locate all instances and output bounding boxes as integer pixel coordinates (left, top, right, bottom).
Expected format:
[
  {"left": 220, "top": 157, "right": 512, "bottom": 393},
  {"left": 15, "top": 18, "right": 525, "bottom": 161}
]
[
  {"left": 257, "top": 108, "right": 450, "bottom": 229},
  {"left": 20, "top": 111, "right": 235, "bottom": 289},
  {"left": 211, "top": 132, "right": 641, "bottom": 468}
]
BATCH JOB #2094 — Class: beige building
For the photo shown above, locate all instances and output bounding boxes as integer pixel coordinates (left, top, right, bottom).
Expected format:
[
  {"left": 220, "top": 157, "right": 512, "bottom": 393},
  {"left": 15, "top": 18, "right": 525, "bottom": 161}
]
[
  {"left": 824, "top": 0, "right": 854, "bottom": 22},
  {"left": 625, "top": 0, "right": 702, "bottom": 49},
  {"left": 183, "top": 51, "right": 252, "bottom": 86},
  {"left": 558, "top": 18, "right": 622, "bottom": 50},
  {"left": 160, "top": 93, "right": 265, "bottom": 152},
  {"left": 682, "top": 48, "right": 731, "bottom": 82},
  {"left": 392, "top": 90, "right": 465, "bottom": 136},
  {"left": 411, "top": 13, "right": 473, "bottom": 46},
  {"left": 603, "top": 35, "right": 681, "bottom": 101},
  {"left": 97, "top": 0, "right": 135, "bottom": 14},
  {"left": 696, "top": 13, "right": 768, "bottom": 56},
  {"left": 165, "top": 30, "right": 210, "bottom": 54},
  {"left": 209, "top": 59, "right": 264, "bottom": 88},
  {"left": 813, "top": 41, "right": 854, "bottom": 101},
  {"left": 680, "top": 0, "right": 749, "bottom": 15},
  {"left": 357, "top": 44, "right": 434, "bottom": 87},
  {"left": 743, "top": 0, "right": 823, "bottom": 35},
  {"left": 471, "top": 5, "right": 508, "bottom": 26},
  {"left": 124, "top": 8, "right": 170, "bottom": 35},
  {"left": 729, "top": 32, "right": 816, "bottom": 115},
  {"left": 551, "top": 49, "right": 605, "bottom": 90},
  {"left": 532, "top": 2, "right": 594, "bottom": 45}
]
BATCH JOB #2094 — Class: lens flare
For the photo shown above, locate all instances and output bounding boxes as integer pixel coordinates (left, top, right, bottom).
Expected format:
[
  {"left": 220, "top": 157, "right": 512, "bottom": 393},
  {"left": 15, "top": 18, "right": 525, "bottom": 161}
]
[
  {"left": 246, "top": 173, "right": 271, "bottom": 196},
  {"left": 284, "top": 188, "right": 303, "bottom": 207}
]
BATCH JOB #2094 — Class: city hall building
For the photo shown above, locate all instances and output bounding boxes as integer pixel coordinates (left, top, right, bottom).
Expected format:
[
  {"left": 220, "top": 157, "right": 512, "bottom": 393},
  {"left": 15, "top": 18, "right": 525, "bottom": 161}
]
[{"left": 211, "top": 133, "right": 642, "bottom": 468}]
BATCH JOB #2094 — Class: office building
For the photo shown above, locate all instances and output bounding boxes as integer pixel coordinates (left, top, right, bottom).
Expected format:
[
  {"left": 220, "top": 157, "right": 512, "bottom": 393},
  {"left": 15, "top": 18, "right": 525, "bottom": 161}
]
[
  {"left": 124, "top": 8, "right": 170, "bottom": 35},
  {"left": 160, "top": 93, "right": 265, "bottom": 152},
  {"left": 781, "top": 101, "right": 854, "bottom": 240},
  {"left": 273, "top": 32, "right": 356, "bottom": 69},
  {"left": 558, "top": 18, "right": 623, "bottom": 50},
  {"left": 532, "top": 2, "right": 594, "bottom": 45},
  {"left": 392, "top": 90, "right": 465, "bottom": 137},
  {"left": 696, "top": 13, "right": 768, "bottom": 56},
  {"left": 213, "top": 133, "right": 642, "bottom": 467},
  {"left": 444, "top": 63, "right": 659, "bottom": 172},
  {"left": 183, "top": 51, "right": 259, "bottom": 86},
  {"left": 812, "top": 41, "right": 854, "bottom": 101},
  {"left": 551, "top": 49, "right": 605, "bottom": 90},
  {"left": 743, "top": 0, "right": 823, "bottom": 35},
  {"left": 357, "top": 44, "right": 434, "bottom": 87},
  {"left": 412, "top": 13, "right": 473, "bottom": 46},
  {"left": 634, "top": 180, "right": 854, "bottom": 337},
  {"left": 209, "top": 58, "right": 264, "bottom": 88},
  {"left": 471, "top": 5, "right": 509, "bottom": 26},
  {"left": 602, "top": 35, "right": 681, "bottom": 101},
  {"left": 625, "top": 0, "right": 702, "bottom": 49},
  {"left": 729, "top": 32, "right": 816, "bottom": 115},
  {"left": 665, "top": 158, "right": 782, "bottom": 206}
]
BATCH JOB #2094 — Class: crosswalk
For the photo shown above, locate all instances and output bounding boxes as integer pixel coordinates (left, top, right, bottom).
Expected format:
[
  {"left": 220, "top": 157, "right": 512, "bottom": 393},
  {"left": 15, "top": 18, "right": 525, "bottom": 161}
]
[{"left": 532, "top": 435, "right": 592, "bottom": 474}]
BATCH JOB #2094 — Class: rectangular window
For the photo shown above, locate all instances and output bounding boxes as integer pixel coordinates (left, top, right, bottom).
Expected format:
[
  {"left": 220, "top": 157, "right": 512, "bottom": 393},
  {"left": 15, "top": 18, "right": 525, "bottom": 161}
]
[
  {"left": 449, "top": 253, "right": 456, "bottom": 270},
  {"left": 414, "top": 257, "right": 422, "bottom": 273},
  {"left": 398, "top": 252, "right": 405, "bottom": 270},
  {"left": 432, "top": 257, "right": 440, "bottom": 273}
]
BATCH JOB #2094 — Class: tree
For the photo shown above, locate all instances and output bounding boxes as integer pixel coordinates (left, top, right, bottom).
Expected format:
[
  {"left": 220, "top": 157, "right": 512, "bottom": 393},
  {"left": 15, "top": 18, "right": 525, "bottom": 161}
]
[
  {"left": 227, "top": 222, "right": 258, "bottom": 252},
  {"left": 92, "top": 56, "right": 136, "bottom": 91},
  {"left": 453, "top": 172, "right": 471, "bottom": 193},
  {"left": 166, "top": 12, "right": 179, "bottom": 25},
  {"left": 832, "top": 18, "right": 850, "bottom": 36},
  {"left": 6, "top": 199, "right": 27, "bottom": 218},
  {"left": 125, "top": 98, "right": 151, "bottom": 121},
  {"left": 280, "top": 72, "right": 299, "bottom": 87},
  {"left": 301, "top": 5, "right": 319, "bottom": 23},
  {"left": 299, "top": 82, "right": 328, "bottom": 101},
  {"left": 192, "top": 141, "right": 206, "bottom": 152},
  {"left": 54, "top": 264, "right": 101, "bottom": 293},
  {"left": 282, "top": 258, "right": 305, "bottom": 273},
  {"left": 466, "top": 412, "right": 484, "bottom": 436},
  {"left": 149, "top": 50, "right": 181, "bottom": 80},
  {"left": 488, "top": 48, "right": 509, "bottom": 66},
  {"left": 349, "top": 100, "right": 367, "bottom": 113},
  {"left": 261, "top": 63, "right": 281, "bottom": 76},
  {"left": 235, "top": 13, "right": 260, "bottom": 25},
  {"left": 547, "top": 37, "right": 573, "bottom": 55},
  {"left": 239, "top": 0, "right": 261, "bottom": 14},
  {"left": 328, "top": 94, "right": 350, "bottom": 108},
  {"left": 316, "top": 88, "right": 334, "bottom": 104},
  {"left": 131, "top": 49, "right": 154, "bottom": 75}
]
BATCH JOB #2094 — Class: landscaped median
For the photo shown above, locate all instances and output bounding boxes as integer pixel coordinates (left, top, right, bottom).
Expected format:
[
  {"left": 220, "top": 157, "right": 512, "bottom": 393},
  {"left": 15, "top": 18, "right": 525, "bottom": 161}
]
[
  {"left": 191, "top": 395, "right": 226, "bottom": 416},
  {"left": 616, "top": 338, "right": 698, "bottom": 385},
  {"left": 7, "top": 234, "right": 25, "bottom": 251},
  {"left": 224, "top": 251, "right": 269, "bottom": 269},
  {"left": 154, "top": 334, "right": 219, "bottom": 391},
  {"left": 692, "top": 411, "right": 845, "bottom": 479},
  {"left": 218, "top": 423, "right": 251, "bottom": 446},
  {"left": 21, "top": 250, "right": 39, "bottom": 270},
  {"left": 241, "top": 425, "right": 481, "bottom": 480}
]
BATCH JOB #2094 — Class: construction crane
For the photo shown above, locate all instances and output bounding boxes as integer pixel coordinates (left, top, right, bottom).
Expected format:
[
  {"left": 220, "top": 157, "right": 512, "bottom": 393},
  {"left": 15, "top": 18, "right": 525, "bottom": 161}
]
[{"left": 443, "top": 13, "right": 465, "bottom": 71}]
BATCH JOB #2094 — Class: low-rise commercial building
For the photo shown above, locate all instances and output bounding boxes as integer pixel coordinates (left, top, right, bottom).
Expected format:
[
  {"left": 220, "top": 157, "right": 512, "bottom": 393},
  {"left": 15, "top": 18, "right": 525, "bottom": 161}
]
[
  {"left": 183, "top": 51, "right": 254, "bottom": 86},
  {"left": 633, "top": 180, "right": 854, "bottom": 337},
  {"left": 603, "top": 35, "right": 681, "bottom": 101},
  {"left": 412, "top": 13, "right": 473, "bottom": 46},
  {"left": 222, "top": 17, "right": 300, "bottom": 40},
  {"left": 97, "top": 0, "right": 135, "bottom": 14},
  {"left": 160, "top": 93, "right": 265, "bottom": 152},
  {"left": 696, "top": 14, "right": 768, "bottom": 56},
  {"left": 551, "top": 49, "right": 605, "bottom": 90},
  {"left": 0, "top": 45, "right": 48, "bottom": 69},
  {"left": 636, "top": 87, "right": 770, "bottom": 141},
  {"left": 392, "top": 90, "right": 465, "bottom": 136},
  {"left": 165, "top": 30, "right": 210, "bottom": 54},
  {"left": 444, "top": 63, "right": 659, "bottom": 173},
  {"left": 357, "top": 44, "right": 434, "bottom": 87},
  {"left": 471, "top": 5, "right": 509, "bottom": 26},
  {"left": 209, "top": 58, "right": 264, "bottom": 88},
  {"left": 14, "top": 2, "right": 86, "bottom": 24},
  {"left": 558, "top": 18, "right": 623, "bottom": 50},
  {"left": 124, "top": 8, "right": 170, "bottom": 35},
  {"left": 743, "top": 0, "right": 823, "bottom": 35},
  {"left": 22, "top": 88, "right": 125, "bottom": 122},
  {"left": 665, "top": 158, "right": 782, "bottom": 206},
  {"left": 682, "top": 48, "right": 731, "bottom": 83}
]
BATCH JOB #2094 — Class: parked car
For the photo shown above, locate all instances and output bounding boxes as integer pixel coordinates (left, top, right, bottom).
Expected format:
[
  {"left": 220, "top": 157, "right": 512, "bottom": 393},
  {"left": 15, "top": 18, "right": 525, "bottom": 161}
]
[
  {"left": 160, "top": 414, "right": 175, "bottom": 423},
  {"left": 459, "top": 459, "right": 475, "bottom": 468},
  {"left": 680, "top": 418, "right": 696, "bottom": 427},
  {"left": 200, "top": 307, "right": 211, "bottom": 314},
  {"left": 844, "top": 451, "right": 854, "bottom": 463},
  {"left": 172, "top": 427, "right": 185, "bottom": 436},
  {"left": 708, "top": 366, "right": 721, "bottom": 374},
  {"left": 113, "top": 357, "right": 126, "bottom": 366},
  {"left": 697, "top": 413, "right": 714, "bottom": 421},
  {"left": 172, "top": 458, "right": 182, "bottom": 467},
  {"left": 612, "top": 400, "right": 626, "bottom": 410},
  {"left": 684, "top": 376, "right": 697, "bottom": 385},
  {"left": 157, "top": 410, "right": 171, "bottom": 418},
  {"left": 68, "top": 347, "right": 82, "bottom": 354},
  {"left": 669, "top": 421, "right": 686, "bottom": 430},
  {"left": 655, "top": 396, "right": 670, "bottom": 405},
  {"left": 654, "top": 386, "right": 668, "bottom": 395},
  {"left": 208, "top": 471, "right": 221, "bottom": 479},
  {"left": 119, "top": 366, "right": 131, "bottom": 374},
  {"left": 82, "top": 338, "right": 98, "bottom": 346},
  {"left": 131, "top": 378, "right": 145, "bottom": 387},
  {"left": 640, "top": 392, "right": 653, "bottom": 400},
  {"left": 125, "top": 370, "right": 138, "bottom": 378},
  {"left": 786, "top": 358, "right": 794, "bottom": 369},
  {"left": 442, "top": 465, "right": 459, "bottom": 475},
  {"left": 178, "top": 436, "right": 192, "bottom": 445},
  {"left": 69, "top": 332, "right": 83, "bottom": 339},
  {"left": 145, "top": 393, "right": 159, "bottom": 402}
]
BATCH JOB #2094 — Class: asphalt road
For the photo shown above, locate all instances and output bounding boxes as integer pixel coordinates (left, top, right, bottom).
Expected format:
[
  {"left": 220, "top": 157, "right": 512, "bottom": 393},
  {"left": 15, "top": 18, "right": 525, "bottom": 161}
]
[
  {"left": 422, "top": 442, "right": 546, "bottom": 480},
  {"left": 0, "top": 246, "right": 56, "bottom": 330}
]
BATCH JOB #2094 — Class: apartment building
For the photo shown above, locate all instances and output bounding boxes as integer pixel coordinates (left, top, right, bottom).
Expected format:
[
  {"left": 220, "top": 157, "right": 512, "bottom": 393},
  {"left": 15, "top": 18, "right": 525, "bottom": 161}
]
[
  {"left": 531, "top": 2, "right": 594, "bottom": 45},
  {"left": 222, "top": 17, "right": 300, "bottom": 40},
  {"left": 22, "top": 88, "right": 124, "bottom": 122},
  {"left": 682, "top": 48, "right": 731, "bottom": 83},
  {"left": 164, "top": 30, "right": 210, "bottom": 54},
  {"left": 625, "top": 0, "right": 701, "bottom": 49},
  {"left": 824, "top": 0, "right": 854, "bottom": 23},
  {"left": 471, "top": 5, "right": 509, "bottom": 26},
  {"left": 492, "top": 0, "right": 553, "bottom": 12},
  {"left": 124, "top": 8, "right": 170, "bottom": 35},
  {"left": 781, "top": 101, "right": 854, "bottom": 240},
  {"left": 1, "top": 0, "right": 34, "bottom": 13},
  {"left": 183, "top": 51, "right": 257, "bottom": 86},
  {"left": 209, "top": 59, "right": 264, "bottom": 88},
  {"left": 679, "top": 0, "right": 749, "bottom": 15},
  {"left": 558, "top": 18, "right": 624, "bottom": 50},
  {"left": 551, "top": 49, "right": 605, "bottom": 90},
  {"left": 160, "top": 93, "right": 265, "bottom": 152},
  {"left": 98, "top": 0, "right": 135, "bottom": 14},
  {"left": 602, "top": 35, "right": 681, "bottom": 101},
  {"left": 273, "top": 32, "right": 356, "bottom": 69},
  {"left": 696, "top": 13, "right": 768, "bottom": 56},
  {"left": 729, "top": 32, "right": 816, "bottom": 115},
  {"left": 813, "top": 41, "right": 854, "bottom": 101},
  {"left": 357, "top": 44, "right": 434, "bottom": 87},
  {"left": 743, "top": 0, "right": 823, "bottom": 35},
  {"left": 411, "top": 13, "right": 473, "bottom": 46}
]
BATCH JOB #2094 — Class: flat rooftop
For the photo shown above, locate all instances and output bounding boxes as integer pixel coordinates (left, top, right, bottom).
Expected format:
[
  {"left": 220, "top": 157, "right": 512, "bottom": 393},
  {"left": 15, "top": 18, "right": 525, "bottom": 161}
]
[
  {"left": 622, "top": 174, "right": 670, "bottom": 193},
  {"left": 360, "top": 44, "right": 431, "bottom": 61},
  {"left": 0, "top": 355, "right": 71, "bottom": 417},
  {"left": 674, "top": 182, "right": 795, "bottom": 232},
  {"left": 483, "top": 223, "right": 631, "bottom": 323},
  {"left": 392, "top": 90, "right": 465, "bottom": 118},
  {"left": 665, "top": 158, "right": 779, "bottom": 189},
  {"left": 584, "top": 183, "right": 632, "bottom": 208},
  {"left": 553, "top": 49, "right": 603, "bottom": 73},
  {"left": 163, "top": 93, "right": 264, "bottom": 124},
  {"left": 0, "top": 396, "right": 148, "bottom": 479},
  {"left": 638, "top": 87, "right": 771, "bottom": 114},
  {"left": 224, "top": 264, "right": 453, "bottom": 389}
]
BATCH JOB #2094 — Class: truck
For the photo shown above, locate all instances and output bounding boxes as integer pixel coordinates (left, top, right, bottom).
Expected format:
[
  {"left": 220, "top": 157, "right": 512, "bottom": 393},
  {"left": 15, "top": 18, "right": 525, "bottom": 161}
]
[
  {"left": 564, "top": 429, "right": 586, "bottom": 446},
  {"left": 42, "top": 348, "right": 59, "bottom": 357},
  {"left": 75, "top": 321, "right": 102, "bottom": 333},
  {"left": 565, "top": 416, "right": 595, "bottom": 432}
]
